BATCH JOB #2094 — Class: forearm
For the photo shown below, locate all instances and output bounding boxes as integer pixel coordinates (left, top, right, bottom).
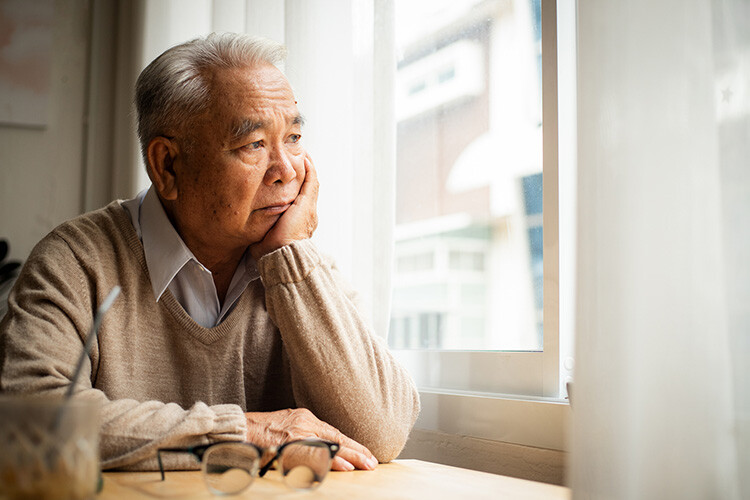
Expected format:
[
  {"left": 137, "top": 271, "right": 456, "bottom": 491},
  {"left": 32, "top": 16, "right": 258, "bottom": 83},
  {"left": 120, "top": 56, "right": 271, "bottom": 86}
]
[
  {"left": 259, "top": 240, "right": 420, "bottom": 461},
  {"left": 87, "top": 391, "right": 247, "bottom": 470},
  {"left": 1, "top": 345, "right": 247, "bottom": 470}
]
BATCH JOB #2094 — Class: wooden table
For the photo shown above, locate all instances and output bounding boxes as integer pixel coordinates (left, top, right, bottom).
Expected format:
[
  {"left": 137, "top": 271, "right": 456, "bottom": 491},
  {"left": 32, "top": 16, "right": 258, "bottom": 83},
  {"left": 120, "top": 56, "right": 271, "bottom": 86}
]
[{"left": 100, "top": 459, "right": 571, "bottom": 499}]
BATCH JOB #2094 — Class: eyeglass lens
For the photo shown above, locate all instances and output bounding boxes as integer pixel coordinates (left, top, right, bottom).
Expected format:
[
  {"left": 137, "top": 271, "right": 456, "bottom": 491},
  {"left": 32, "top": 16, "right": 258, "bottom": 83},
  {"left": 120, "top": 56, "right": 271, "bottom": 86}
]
[
  {"left": 278, "top": 441, "right": 333, "bottom": 491},
  {"left": 202, "top": 443, "right": 261, "bottom": 495}
]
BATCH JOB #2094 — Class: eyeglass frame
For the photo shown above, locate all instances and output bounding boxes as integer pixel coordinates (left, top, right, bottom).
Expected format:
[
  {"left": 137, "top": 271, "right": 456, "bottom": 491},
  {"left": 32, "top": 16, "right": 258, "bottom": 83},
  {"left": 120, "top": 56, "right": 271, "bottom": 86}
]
[{"left": 156, "top": 438, "right": 340, "bottom": 487}]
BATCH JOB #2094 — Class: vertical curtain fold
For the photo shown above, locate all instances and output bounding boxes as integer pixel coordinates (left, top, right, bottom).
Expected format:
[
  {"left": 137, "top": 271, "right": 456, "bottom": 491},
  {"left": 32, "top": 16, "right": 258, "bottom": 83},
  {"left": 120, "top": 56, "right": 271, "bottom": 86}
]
[
  {"left": 714, "top": 0, "right": 750, "bottom": 495},
  {"left": 572, "top": 0, "right": 747, "bottom": 497},
  {"left": 285, "top": 0, "right": 395, "bottom": 338}
]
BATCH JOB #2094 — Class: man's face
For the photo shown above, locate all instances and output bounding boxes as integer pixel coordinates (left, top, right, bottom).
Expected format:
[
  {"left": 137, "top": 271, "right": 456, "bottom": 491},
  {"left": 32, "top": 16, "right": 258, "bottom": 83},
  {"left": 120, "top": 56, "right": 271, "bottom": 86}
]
[{"left": 169, "top": 63, "right": 305, "bottom": 254}]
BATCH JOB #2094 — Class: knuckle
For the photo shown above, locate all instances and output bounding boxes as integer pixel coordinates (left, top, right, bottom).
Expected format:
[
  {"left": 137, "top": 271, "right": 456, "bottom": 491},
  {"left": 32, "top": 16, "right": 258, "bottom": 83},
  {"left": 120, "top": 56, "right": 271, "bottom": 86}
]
[
  {"left": 289, "top": 408, "right": 313, "bottom": 427},
  {"left": 294, "top": 407, "right": 312, "bottom": 418},
  {"left": 281, "top": 408, "right": 295, "bottom": 420}
]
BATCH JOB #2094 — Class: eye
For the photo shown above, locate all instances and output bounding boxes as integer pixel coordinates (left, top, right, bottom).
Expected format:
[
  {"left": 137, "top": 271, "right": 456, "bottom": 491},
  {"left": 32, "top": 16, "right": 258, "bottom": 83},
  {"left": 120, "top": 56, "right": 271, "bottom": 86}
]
[
  {"left": 287, "top": 134, "right": 301, "bottom": 144},
  {"left": 243, "top": 140, "right": 263, "bottom": 151}
]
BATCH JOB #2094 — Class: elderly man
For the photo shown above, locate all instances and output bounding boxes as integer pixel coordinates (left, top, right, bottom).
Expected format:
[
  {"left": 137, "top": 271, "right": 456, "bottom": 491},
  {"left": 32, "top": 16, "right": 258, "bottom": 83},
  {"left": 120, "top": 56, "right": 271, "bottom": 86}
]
[{"left": 0, "top": 33, "right": 419, "bottom": 472}]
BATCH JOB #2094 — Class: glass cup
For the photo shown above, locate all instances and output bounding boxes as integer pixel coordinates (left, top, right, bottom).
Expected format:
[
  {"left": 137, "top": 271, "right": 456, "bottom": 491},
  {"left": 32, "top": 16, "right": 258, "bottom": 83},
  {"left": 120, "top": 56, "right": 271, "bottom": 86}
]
[{"left": 0, "top": 395, "right": 100, "bottom": 500}]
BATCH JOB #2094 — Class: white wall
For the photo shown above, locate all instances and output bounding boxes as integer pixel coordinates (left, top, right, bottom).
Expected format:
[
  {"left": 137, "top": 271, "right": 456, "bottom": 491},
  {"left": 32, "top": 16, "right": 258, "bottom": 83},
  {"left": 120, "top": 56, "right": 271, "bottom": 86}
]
[{"left": 0, "top": 0, "right": 91, "bottom": 262}]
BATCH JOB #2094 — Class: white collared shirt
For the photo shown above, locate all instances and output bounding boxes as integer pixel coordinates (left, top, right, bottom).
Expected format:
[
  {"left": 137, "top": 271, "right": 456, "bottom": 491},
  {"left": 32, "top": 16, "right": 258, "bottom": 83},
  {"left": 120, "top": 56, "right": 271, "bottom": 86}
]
[{"left": 122, "top": 187, "right": 259, "bottom": 328}]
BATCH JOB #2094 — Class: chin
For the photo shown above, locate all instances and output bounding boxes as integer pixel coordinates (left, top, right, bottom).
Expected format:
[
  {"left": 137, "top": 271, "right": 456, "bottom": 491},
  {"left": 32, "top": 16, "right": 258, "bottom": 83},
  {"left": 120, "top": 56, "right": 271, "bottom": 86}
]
[{"left": 247, "top": 215, "right": 281, "bottom": 241}]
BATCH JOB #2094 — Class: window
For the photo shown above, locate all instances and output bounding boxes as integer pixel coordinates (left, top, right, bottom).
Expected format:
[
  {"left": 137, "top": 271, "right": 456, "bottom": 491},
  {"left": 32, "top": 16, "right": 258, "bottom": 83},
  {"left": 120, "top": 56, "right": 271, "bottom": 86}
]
[
  {"left": 391, "top": 0, "right": 543, "bottom": 353},
  {"left": 385, "top": 0, "right": 576, "bottom": 454},
  {"left": 387, "top": 0, "right": 569, "bottom": 404},
  {"left": 395, "top": 38, "right": 485, "bottom": 120}
]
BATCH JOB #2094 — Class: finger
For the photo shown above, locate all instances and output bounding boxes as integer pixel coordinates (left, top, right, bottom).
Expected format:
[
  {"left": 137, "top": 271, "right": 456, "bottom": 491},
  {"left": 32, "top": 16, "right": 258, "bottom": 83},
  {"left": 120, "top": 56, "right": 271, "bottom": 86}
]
[
  {"left": 335, "top": 446, "right": 377, "bottom": 471},
  {"left": 331, "top": 456, "right": 355, "bottom": 471},
  {"left": 333, "top": 431, "right": 375, "bottom": 461},
  {"left": 321, "top": 428, "right": 376, "bottom": 468},
  {"left": 295, "top": 413, "right": 376, "bottom": 467},
  {"left": 299, "top": 155, "right": 319, "bottom": 200}
]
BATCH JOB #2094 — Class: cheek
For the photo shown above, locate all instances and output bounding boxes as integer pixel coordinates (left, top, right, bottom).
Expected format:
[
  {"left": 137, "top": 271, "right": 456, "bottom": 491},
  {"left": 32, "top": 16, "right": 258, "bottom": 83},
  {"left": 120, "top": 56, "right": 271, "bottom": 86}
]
[
  {"left": 241, "top": 171, "right": 266, "bottom": 202},
  {"left": 215, "top": 173, "right": 264, "bottom": 218},
  {"left": 184, "top": 177, "right": 238, "bottom": 221}
]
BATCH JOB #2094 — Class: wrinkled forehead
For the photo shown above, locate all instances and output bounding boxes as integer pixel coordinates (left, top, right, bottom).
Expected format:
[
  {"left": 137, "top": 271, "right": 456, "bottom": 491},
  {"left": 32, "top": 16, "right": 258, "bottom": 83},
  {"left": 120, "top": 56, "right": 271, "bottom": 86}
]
[
  {"left": 201, "top": 63, "right": 299, "bottom": 134},
  {"left": 209, "top": 63, "right": 295, "bottom": 108}
]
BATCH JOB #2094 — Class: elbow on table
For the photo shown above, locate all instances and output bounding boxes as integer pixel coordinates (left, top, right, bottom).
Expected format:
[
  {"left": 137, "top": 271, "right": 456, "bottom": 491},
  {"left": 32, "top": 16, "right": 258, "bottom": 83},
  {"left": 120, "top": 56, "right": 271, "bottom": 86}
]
[
  {"left": 364, "top": 423, "right": 412, "bottom": 463},
  {"left": 362, "top": 398, "right": 421, "bottom": 463}
]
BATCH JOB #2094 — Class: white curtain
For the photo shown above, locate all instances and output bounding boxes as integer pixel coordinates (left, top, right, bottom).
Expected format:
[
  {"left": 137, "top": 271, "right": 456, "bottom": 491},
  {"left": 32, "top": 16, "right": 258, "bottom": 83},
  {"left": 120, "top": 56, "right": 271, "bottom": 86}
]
[
  {"left": 571, "top": 0, "right": 748, "bottom": 498},
  {"left": 284, "top": 0, "right": 395, "bottom": 339}
]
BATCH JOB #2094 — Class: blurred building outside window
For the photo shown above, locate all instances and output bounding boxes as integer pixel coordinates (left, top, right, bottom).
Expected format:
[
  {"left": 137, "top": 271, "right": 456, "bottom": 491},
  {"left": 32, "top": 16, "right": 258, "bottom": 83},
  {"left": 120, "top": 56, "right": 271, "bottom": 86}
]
[{"left": 389, "top": 0, "right": 545, "bottom": 352}]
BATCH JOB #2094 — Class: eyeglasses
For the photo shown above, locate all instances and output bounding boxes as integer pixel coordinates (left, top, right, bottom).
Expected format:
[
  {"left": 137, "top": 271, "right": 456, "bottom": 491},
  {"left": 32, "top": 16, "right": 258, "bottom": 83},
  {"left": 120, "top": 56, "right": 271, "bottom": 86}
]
[{"left": 157, "top": 439, "right": 340, "bottom": 495}]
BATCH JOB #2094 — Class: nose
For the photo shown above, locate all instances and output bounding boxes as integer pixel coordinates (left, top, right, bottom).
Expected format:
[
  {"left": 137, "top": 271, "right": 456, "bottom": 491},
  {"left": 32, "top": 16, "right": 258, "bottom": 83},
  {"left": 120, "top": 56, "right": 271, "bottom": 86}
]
[{"left": 264, "top": 143, "right": 297, "bottom": 185}]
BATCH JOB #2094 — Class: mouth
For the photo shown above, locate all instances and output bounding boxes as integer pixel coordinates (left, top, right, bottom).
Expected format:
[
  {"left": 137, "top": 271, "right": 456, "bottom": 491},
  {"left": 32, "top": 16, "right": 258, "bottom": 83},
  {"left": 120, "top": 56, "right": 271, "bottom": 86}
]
[{"left": 255, "top": 201, "right": 293, "bottom": 215}]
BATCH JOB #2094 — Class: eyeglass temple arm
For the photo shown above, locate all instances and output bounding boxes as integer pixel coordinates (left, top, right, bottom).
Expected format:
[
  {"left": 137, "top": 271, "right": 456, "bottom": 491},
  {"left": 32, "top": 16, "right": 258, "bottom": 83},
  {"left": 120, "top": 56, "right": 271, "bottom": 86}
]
[
  {"left": 157, "top": 449, "right": 167, "bottom": 481},
  {"left": 157, "top": 448, "right": 203, "bottom": 481}
]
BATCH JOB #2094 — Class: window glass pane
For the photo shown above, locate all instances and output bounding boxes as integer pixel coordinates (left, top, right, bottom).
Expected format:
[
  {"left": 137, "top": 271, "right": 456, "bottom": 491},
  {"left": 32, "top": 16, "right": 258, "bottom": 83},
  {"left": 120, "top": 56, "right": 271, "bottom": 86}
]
[{"left": 390, "top": 0, "right": 543, "bottom": 351}]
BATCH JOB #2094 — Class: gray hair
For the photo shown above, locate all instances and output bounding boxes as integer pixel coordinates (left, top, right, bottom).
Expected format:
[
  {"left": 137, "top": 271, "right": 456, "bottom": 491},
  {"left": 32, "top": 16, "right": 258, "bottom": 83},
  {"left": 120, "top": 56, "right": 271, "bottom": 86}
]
[{"left": 135, "top": 33, "right": 287, "bottom": 165}]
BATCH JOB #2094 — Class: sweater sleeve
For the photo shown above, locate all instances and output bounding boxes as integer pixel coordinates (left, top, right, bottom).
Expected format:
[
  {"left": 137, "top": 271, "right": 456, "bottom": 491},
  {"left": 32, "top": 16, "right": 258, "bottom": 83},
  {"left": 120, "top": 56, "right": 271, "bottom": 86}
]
[
  {"left": 257, "top": 239, "right": 420, "bottom": 462},
  {"left": 0, "top": 233, "right": 247, "bottom": 470}
]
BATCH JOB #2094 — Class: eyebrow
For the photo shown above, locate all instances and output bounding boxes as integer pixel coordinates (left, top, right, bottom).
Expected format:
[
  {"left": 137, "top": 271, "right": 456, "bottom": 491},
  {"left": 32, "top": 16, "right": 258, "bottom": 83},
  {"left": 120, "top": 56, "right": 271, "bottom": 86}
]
[
  {"left": 229, "top": 119, "right": 263, "bottom": 144},
  {"left": 229, "top": 114, "right": 306, "bottom": 144}
]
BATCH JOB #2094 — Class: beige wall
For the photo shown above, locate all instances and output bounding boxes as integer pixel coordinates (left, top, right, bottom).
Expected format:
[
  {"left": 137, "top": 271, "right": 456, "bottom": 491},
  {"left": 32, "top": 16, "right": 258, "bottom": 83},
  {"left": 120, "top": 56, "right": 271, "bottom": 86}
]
[
  {"left": 0, "top": 0, "right": 134, "bottom": 262},
  {"left": 0, "top": 0, "right": 91, "bottom": 262}
]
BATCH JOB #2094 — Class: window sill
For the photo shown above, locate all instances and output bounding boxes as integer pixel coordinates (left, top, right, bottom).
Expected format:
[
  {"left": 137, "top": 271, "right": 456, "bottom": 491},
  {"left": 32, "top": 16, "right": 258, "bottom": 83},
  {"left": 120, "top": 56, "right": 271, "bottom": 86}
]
[{"left": 414, "top": 388, "right": 570, "bottom": 451}]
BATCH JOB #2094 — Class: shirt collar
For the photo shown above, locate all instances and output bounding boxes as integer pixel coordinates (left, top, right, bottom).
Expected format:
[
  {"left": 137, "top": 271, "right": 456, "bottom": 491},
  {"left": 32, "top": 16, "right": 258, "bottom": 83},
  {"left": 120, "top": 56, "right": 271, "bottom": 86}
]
[{"left": 139, "top": 187, "right": 197, "bottom": 301}]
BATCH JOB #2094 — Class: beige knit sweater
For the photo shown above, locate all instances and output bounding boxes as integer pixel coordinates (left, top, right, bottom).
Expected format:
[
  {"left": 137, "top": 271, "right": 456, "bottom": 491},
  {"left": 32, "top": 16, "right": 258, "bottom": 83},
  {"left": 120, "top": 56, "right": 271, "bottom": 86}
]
[{"left": 0, "top": 201, "right": 419, "bottom": 470}]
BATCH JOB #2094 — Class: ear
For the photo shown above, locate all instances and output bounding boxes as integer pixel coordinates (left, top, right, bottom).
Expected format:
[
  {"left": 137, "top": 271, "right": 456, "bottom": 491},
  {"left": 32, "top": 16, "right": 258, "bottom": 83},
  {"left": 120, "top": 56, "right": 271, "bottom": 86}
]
[{"left": 146, "top": 137, "right": 180, "bottom": 201}]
